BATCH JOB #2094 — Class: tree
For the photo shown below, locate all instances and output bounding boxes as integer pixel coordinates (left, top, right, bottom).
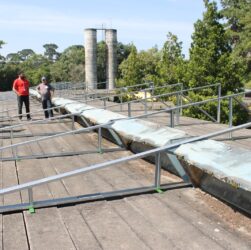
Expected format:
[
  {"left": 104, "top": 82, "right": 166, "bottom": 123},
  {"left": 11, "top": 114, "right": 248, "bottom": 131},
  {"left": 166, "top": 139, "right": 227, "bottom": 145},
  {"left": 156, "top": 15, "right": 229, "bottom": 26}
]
[
  {"left": 186, "top": 0, "right": 245, "bottom": 95},
  {"left": 117, "top": 45, "right": 160, "bottom": 88},
  {"left": 43, "top": 43, "right": 60, "bottom": 62},
  {"left": 117, "top": 43, "right": 134, "bottom": 67},
  {"left": 0, "top": 40, "right": 6, "bottom": 61},
  {"left": 184, "top": 0, "right": 248, "bottom": 124},
  {"left": 157, "top": 32, "right": 186, "bottom": 86},
  {"left": 0, "top": 40, "right": 5, "bottom": 48},
  {"left": 20, "top": 54, "right": 51, "bottom": 85},
  {"left": 0, "top": 64, "right": 20, "bottom": 91},
  {"left": 18, "top": 49, "right": 35, "bottom": 61},
  {"left": 6, "top": 53, "right": 22, "bottom": 62},
  {"left": 50, "top": 45, "right": 85, "bottom": 82},
  {"left": 97, "top": 41, "right": 107, "bottom": 85},
  {"left": 117, "top": 45, "right": 143, "bottom": 87},
  {"left": 220, "top": 0, "right": 251, "bottom": 85}
]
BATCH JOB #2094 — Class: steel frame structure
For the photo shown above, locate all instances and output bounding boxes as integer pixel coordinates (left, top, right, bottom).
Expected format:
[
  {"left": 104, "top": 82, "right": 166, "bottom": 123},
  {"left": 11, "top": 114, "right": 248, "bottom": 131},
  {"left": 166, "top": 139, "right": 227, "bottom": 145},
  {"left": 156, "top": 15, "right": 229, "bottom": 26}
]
[
  {"left": 1, "top": 89, "right": 250, "bottom": 160},
  {"left": 0, "top": 121, "right": 250, "bottom": 213},
  {"left": 0, "top": 87, "right": 250, "bottom": 213}
]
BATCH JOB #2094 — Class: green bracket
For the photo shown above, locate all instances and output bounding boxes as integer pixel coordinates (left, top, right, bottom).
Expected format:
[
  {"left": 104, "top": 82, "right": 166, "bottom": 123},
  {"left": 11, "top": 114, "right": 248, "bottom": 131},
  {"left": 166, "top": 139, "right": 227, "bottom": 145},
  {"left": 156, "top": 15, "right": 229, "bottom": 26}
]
[
  {"left": 155, "top": 188, "right": 164, "bottom": 194},
  {"left": 16, "top": 158, "right": 21, "bottom": 162},
  {"left": 98, "top": 149, "right": 103, "bottom": 154},
  {"left": 28, "top": 206, "right": 35, "bottom": 214}
]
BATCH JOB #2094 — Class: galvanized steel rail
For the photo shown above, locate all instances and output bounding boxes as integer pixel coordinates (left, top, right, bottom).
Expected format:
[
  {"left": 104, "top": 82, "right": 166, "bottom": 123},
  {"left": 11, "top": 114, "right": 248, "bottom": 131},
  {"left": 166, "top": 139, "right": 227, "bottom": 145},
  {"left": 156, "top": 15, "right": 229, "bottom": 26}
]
[{"left": 0, "top": 121, "right": 250, "bottom": 213}]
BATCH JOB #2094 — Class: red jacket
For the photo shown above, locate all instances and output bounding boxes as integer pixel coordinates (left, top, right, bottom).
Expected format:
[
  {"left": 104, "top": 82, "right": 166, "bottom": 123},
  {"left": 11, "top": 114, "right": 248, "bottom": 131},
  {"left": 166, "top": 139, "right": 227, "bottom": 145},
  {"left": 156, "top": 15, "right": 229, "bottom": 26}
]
[{"left": 13, "top": 78, "right": 29, "bottom": 96}]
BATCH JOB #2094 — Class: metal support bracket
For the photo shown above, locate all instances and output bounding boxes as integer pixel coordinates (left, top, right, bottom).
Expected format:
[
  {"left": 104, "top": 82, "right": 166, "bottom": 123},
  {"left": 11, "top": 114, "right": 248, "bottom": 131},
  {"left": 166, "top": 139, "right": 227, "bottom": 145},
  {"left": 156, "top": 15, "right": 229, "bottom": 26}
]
[
  {"left": 107, "top": 127, "right": 126, "bottom": 149},
  {"left": 166, "top": 152, "right": 191, "bottom": 183}
]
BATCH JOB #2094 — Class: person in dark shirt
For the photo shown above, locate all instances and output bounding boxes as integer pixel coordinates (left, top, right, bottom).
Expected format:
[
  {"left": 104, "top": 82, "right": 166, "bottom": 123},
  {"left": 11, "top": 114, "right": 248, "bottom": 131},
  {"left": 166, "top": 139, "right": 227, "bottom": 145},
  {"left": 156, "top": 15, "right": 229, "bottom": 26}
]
[
  {"left": 12, "top": 73, "right": 31, "bottom": 120},
  {"left": 36, "top": 76, "right": 55, "bottom": 118}
]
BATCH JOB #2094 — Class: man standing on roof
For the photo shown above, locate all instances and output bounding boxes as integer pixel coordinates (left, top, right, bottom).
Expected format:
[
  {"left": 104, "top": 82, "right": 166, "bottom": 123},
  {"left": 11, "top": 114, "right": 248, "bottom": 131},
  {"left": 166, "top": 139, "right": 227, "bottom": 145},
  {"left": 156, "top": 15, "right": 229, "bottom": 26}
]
[
  {"left": 12, "top": 72, "right": 32, "bottom": 120},
  {"left": 36, "top": 76, "right": 55, "bottom": 118}
]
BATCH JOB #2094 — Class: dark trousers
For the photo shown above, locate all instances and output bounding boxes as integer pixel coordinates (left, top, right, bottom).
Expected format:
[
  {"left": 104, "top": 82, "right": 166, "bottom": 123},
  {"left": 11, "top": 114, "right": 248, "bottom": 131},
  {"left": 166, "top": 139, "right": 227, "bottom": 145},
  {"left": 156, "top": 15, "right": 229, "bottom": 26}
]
[
  {"left": 17, "top": 95, "right": 31, "bottom": 119},
  {"left": 42, "top": 99, "right": 53, "bottom": 118}
]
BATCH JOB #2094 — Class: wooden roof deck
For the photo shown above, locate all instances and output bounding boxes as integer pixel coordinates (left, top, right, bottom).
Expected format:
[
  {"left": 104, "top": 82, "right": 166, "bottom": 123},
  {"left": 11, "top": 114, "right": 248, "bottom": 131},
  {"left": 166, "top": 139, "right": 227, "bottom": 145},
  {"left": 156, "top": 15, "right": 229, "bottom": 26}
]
[{"left": 0, "top": 92, "right": 250, "bottom": 249}]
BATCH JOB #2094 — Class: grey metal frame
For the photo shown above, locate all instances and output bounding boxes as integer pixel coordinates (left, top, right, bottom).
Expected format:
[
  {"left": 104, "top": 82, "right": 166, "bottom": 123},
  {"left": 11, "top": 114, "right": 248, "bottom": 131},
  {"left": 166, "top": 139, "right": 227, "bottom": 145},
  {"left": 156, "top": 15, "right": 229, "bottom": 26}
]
[
  {"left": 0, "top": 108, "right": 127, "bottom": 161},
  {"left": 0, "top": 86, "right": 250, "bottom": 213},
  {"left": 0, "top": 104, "right": 65, "bottom": 121},
  {"left": 55, "top": 81, "right": 154, "bottom": 100},
  {"left": 1, "top": 90, "right": 249, "bottom": 158},
  {"left": 73, "top": 82, "right": 181, "bottom": 104},
  {"left": 102, "top": 82, "right": 218, "bottom": 107},
  {"left": 0, "top": 121, "right": 250, "bottom": 213},
  {"left": 110, "top": 90, "right": 250, "bottom": 134}
]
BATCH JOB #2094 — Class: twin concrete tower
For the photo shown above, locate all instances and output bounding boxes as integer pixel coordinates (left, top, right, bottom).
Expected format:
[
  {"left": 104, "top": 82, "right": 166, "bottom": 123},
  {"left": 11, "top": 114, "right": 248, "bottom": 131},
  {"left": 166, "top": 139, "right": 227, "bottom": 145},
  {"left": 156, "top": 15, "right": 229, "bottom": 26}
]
[{"left": 85, "top": 28, "right": 117, "bottom": 90}]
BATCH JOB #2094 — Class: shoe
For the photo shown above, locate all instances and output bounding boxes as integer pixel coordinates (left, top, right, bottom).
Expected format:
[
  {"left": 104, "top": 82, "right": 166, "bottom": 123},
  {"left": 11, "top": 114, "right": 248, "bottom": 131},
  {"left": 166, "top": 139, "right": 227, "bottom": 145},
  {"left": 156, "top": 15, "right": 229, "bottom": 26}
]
[{"left": 27, "top": 117, "right": 32, "bottom": 121}]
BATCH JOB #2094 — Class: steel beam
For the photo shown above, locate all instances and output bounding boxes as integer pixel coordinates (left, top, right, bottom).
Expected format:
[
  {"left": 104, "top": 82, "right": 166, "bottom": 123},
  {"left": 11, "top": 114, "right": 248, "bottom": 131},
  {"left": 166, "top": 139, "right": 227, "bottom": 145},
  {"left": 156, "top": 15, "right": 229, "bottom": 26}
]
[
  {"left": 0, "top": 182, "right": 192, "bottom": 213},
  {"left": 1, "top": 148, "right": 125, "bottom": 162}
]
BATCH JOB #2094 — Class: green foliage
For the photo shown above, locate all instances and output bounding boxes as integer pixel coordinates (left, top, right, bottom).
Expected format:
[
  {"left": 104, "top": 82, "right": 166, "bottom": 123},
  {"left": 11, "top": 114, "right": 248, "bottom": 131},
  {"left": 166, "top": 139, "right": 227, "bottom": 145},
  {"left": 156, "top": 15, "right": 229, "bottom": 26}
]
[
  {"left": 19, "top": 54, "right": 51, "bottom": 86},
  {"left": 0, "top": 63, "right": 20, "bottom": 91},
  {"left": 220, "top": 0, "right": 251, "bottom": 85},
  {"left": 156, "top": 32, "right": 186, "bottom": 88},
  {"left": 117, "top": 43, "right": 134, "bottom": 64},
  {"left": 181, "top": 0, "right": 248, "bottom": 124},
  {"left": 117, "top": 45, "right": 160, "bottom": 88},
  {"left": 186, "top": 0, "right": 244, "bottom": 95},
  {"left": 182, "top": 92, "right": 248, "bottom": 125},
  {"left": 0, "top": 40, "right": 6, "bottom": 61},
  {"left": 6, "top": 53, "right": 22, "bottom": 62},
  {"left": 18, "top": 49, "right": 35, "bottom": 61},
  {"left": 97, "top": 41, "right": 106, "bottom": 85},
  {"left": 0, "top": 40, "right": 5, "bottom": 49},
  {"left": 43, "top": 43, "right": 60, "bottom": 62},
  {"left": 50, "top": 45, "right": 85, "bottom": 83}
]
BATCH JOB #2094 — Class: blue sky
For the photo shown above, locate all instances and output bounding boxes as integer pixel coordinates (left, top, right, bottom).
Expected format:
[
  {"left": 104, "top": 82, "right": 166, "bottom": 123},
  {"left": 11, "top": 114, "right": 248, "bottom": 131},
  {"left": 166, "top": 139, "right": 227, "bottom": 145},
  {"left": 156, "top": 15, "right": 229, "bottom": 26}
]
[{"left": 0, "top": 0, "right": 222, "bottom": 58}]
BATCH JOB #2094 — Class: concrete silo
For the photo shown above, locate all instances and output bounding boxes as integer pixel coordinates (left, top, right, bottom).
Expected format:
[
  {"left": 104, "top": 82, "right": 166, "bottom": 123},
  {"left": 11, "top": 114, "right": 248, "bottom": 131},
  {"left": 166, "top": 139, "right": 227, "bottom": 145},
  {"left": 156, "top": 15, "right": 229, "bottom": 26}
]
[
  {"left": 84, "top": 28, "right": 97, "bottom": 89},
  {"left": 105, "top": 29, "right": 117, "bottom": 90}
]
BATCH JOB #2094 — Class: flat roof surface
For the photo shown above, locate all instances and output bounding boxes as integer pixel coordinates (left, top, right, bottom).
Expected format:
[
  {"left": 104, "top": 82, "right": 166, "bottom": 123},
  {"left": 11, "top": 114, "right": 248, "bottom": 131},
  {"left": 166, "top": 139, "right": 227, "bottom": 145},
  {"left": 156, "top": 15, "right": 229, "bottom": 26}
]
[{"left": 0, "top": 91, "right": 250, "bottom": 250}]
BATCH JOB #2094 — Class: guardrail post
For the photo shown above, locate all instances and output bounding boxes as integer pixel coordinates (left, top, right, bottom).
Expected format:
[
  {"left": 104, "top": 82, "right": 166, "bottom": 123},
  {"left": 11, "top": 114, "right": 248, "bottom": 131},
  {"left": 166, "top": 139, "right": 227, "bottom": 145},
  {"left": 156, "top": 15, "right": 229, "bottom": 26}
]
[
  {"left": 9, "top": 111, "right": 18, "bottom": 158},
  {"left": 28, "top": 188, "right": 35, "bottom": 213},
  {"left": 180, "top": 83, "right": 183, "bottom": 116},
  {"left": 128, "top": 103, "right": 131, "bottom": 117},
  {"left": 150, "top": 83, "right": 154, "bottom": 110},
  {"left": 98, "top": 127, "right": 103, "bottom": 154},
  {"left": 71, "top": 115, "right": 75, "bottom": 130},
  {"left": 155, "top": 152, "right": 162, "bottom": 192},
  {"left": 217, "top": 84, "right": 221, "bottom": 123},
  {"left": 229, "top": 97, "right": 233, "bottom": 139},
  {"left": 104, "top": 99, "right": 107, "bottom": 110},
  {"left": 176, "top": 93, "right": 180, "bottom": 125},
  {"left": 170, "top": 110, "right": 175, "bottom": 128},
  {"left": 119, "top": 95, "right": 123, "bottom": 111},
  {"left": 144, "top": 89, "right": 147, "bottom": 114}
]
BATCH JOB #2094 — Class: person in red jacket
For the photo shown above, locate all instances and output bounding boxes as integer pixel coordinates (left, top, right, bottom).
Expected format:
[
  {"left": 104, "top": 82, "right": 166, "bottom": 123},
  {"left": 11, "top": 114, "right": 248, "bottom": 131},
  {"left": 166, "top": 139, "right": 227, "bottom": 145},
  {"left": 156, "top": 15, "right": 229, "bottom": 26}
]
[{"left": 12, "top": 73, "right": 31, "bottom": 120}]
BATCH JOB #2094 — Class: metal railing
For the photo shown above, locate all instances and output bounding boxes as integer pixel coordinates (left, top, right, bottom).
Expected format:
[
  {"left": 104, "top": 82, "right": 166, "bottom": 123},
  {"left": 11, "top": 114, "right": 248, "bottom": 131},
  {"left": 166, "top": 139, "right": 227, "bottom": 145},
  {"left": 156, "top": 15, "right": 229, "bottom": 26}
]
[
  {"left": 2, "top": 88, "right": 249, "bottom": 149},
  {"left": 0, "top": 120, "right": 250, "bottom": 213},
  {"left": 97, "top": 83, "right": 220, "bottom": 122},
  {"left": 0, "top": 87, "right": 250, "bottom": 212},
  {"left": 65, "top": 83, "right": 153, "bottom": 100},
  {"left": 79, "top": 82, "right": 182, "bottom": 106},
  {"left": 1, "top": 90, "right": 250, "bottom": 163}
]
